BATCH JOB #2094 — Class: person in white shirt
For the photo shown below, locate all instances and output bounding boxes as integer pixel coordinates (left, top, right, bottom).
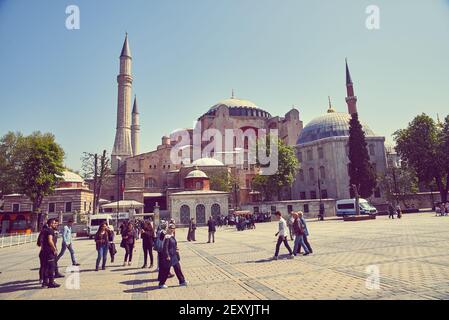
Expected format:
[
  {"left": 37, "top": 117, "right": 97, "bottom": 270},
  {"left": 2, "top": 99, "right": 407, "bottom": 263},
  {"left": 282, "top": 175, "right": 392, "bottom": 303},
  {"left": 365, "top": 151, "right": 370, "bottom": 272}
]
[
  {"left": 273, "top": 211, "right": 294, "bottom": 260},
  {"left": 56, "top": 220, "right": 80, "bottom": 266}
]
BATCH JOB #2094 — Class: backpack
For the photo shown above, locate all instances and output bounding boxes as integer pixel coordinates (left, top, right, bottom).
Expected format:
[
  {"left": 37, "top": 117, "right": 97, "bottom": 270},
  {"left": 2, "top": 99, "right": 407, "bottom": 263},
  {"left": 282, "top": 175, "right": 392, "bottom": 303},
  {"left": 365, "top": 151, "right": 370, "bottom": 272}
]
[{"left": 154, "top": 231, "right": 164, "bottom": 253}]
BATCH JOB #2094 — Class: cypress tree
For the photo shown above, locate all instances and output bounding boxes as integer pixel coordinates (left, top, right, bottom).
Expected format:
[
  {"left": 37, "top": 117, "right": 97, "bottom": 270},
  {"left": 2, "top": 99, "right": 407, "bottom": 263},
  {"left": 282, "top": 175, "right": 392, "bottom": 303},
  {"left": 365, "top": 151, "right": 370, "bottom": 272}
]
[{"left": 347, "top": 113, "right": 377, "bottom": 198}]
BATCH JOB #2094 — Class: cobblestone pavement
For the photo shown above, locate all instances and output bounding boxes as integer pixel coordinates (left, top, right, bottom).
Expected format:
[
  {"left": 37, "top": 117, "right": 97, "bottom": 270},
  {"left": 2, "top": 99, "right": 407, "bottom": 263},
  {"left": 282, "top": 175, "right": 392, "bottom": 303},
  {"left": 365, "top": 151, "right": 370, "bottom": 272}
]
[{"left": 1, "top": 213, "right": 449, "bottom": 300}]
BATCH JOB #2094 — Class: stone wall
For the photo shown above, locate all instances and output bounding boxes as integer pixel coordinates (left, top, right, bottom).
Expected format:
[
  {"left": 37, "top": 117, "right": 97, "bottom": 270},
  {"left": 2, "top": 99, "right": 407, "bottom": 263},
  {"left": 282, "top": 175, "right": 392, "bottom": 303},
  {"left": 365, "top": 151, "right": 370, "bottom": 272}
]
[{"left": 241, "top": 199, "right": 336, "bottom": 220}]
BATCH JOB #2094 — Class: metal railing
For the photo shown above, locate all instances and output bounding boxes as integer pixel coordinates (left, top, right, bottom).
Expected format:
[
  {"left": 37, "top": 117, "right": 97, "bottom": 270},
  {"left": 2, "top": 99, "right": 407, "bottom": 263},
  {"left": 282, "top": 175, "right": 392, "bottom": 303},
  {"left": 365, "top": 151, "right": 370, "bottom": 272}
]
[{"left": 0, "top": 232, "right": 40, "bottom": 249}]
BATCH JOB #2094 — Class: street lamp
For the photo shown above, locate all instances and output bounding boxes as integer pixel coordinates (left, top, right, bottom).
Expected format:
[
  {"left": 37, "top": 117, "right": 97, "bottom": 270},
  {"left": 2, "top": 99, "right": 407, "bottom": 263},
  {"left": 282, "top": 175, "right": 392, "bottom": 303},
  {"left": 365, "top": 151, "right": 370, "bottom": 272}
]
[
  {"left": 316, "top": 178, "right": 324, "bottom": 221},
  {"left": 116, "top": 156, "right": 121, "bottom": 233}
]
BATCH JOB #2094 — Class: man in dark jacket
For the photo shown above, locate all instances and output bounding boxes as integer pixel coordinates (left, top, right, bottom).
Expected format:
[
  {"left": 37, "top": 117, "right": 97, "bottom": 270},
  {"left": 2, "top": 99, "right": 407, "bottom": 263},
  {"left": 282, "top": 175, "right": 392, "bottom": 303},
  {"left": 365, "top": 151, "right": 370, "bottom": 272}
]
[
  {"left": 159, "top": 224, "right": 187, "bottom": 288},
  {"left": 41, "top": 218, "right": 61, "bottom": 288},
  {"left": 207, "top": 216, "right": 216, "bottom": 243}
]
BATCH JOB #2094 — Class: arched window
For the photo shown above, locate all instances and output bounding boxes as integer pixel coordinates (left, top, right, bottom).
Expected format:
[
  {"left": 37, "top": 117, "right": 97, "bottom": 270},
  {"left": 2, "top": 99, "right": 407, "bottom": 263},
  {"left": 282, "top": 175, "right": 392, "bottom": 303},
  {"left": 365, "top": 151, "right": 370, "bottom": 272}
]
[
  {"left": 307, "top": 150, "right": 313, "bottom": 161},
  {"left": 299, "top": 169, "right": 304, "bottom": 181},
  {"left": 319, "top": 166, "right": 326, "bottom": 180},
  {"left": 180, "top": 205, "right": 190, "bottom": 225},
  {"left": 211, "top": 204, "right": 221, "bottom": 217},
  {"left": 309, "top": 168, "right": 315, "bottom": 181},
  {"left": 369, "top": 144, "right": 375, "bottom": 156},
  {"left": 318, "top": 147, "right": 324, "bottom": 159},
  {"left": 196, "top": 204, "right": 206, "bottom": 224},
  {"left": 145, "top": 178, "right": 157, "bottom": 188}
]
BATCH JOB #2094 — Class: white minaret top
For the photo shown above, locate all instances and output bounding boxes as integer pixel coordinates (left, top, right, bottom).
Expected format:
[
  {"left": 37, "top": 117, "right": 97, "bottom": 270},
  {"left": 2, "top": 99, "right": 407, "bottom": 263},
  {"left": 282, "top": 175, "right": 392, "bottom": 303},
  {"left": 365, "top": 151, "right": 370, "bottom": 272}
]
[
  {"left": 131, "top": 95, "right": 140, "bottom": 156},
  {"left": 112, "top": 34, "right": 134, "bottom": 171}
]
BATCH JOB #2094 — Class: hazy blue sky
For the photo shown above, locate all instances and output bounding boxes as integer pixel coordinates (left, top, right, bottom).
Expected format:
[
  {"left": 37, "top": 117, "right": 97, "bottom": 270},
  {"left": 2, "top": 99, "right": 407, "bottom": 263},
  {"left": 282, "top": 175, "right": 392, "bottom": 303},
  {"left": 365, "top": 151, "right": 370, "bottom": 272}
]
[{"left": 0, "top": 0, "right": 448, "bottom": 171}]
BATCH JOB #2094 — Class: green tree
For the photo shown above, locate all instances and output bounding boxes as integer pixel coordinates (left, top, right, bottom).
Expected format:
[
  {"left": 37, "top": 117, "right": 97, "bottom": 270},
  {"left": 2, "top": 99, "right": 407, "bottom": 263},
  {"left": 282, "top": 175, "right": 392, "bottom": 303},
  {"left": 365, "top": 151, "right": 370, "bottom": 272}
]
[
  {"left": 394, "top": 114, "right": 449, "bottom": 203},
  {"left": 209, "top": 170, "right": 233, "bottom": 192},
  {"left": 81, "top": 150, "right": 111, "bottom": 214},
  {"left": 252, "top": 138, "right": 299, "bottom": 201},
  {"left": 18, "top": 132, "right": 65, "bottom": 231},
  {"left": 0, "top": 132, "right": 24, "bottom": 197},
  {"left": 348, "top": 113, "right": 377, "bottom": 198},
  {"left": 378, "top": 164, "right": 418, "bottom": 207}
]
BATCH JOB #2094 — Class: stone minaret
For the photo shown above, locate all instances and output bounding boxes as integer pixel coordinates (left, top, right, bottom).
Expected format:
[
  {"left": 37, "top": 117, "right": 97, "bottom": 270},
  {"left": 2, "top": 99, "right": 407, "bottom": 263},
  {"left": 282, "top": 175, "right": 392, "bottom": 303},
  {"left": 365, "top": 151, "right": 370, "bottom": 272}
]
[
  {"left": 131, "top": 95, "right": 140, "bottom": 156},
  {"left": 112, "top": 33, "right": 133, "bottom": 172},
  {"left": 345, "top": 58, "right": 358, "bottom": 115}
]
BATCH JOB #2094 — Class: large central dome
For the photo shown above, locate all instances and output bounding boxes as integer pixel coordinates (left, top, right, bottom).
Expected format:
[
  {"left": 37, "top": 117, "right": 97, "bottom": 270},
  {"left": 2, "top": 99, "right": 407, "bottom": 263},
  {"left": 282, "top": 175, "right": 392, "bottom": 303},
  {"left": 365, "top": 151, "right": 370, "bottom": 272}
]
[
  {"left": 297, "top": 112, "right": 375, "bottom": 144},
  {"left": 204, "top": 97, "right": 271, "bottom": 118}
]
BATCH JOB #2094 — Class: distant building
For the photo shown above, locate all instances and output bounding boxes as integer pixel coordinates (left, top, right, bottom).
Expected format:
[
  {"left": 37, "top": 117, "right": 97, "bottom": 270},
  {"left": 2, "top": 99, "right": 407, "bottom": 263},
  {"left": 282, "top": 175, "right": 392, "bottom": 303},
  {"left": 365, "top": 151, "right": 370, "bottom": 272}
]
[
  {"left": 292, "top": 60, "right": 387, "bottom": 205},
  {"left": 1, "top": 171, "right": 93, "bottom": 233}
]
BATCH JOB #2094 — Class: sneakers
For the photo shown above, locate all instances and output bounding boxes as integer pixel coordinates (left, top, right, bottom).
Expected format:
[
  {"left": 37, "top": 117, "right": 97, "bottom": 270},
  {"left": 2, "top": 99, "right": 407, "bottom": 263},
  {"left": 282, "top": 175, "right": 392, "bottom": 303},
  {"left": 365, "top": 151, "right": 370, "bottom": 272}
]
[
  {"left": 159, "top": 284, "right": 168, "bottom": 289},
  {"left": 168, "top": 273, "right": 175, "bottom": 278},
  {"left": 288, "top": 254, "right": 294, "bottom": 259},
  {"left": 102, "top": 266, "right": 106, "bottom": 270},
  {"left": 141, "top": 264, "right": 147, "bottom": 269},
  {"left": 122, "top": 262, "right": 127, "bottom": 267},
  {"left": 303, "top": 252, "right": 310, "bottom": 256},
  {"left": 272, "top": 256, "right": 278, "bottom": 260},
  {"left": 128, "top": 262, "right": 132, "bottom": 266},
  {"left": 47, "top": 282, "right": 61, "bottom": 288},
  {"left": 55, "top": 273, "right": 65, "bottom": 278},
  {"left": 73, "top": 263, "right": 80, "bottom": 266},
  {"left": 149, "top": 264, "right": 153, "bottom": 269},
  {"left": 179, "top": 281, "right": 188, "bottom": 286}
]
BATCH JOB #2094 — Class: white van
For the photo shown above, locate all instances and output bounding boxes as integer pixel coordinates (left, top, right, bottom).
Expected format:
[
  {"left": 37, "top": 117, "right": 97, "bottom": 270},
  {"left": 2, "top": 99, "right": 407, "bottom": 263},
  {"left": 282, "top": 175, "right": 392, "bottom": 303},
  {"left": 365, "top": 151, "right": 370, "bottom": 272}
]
[
  {"left": 336, "top": 199, "right": 378, "bottom": 216},
  {"left": 88, "top": 214, "right": 114, "bottom": 239}
]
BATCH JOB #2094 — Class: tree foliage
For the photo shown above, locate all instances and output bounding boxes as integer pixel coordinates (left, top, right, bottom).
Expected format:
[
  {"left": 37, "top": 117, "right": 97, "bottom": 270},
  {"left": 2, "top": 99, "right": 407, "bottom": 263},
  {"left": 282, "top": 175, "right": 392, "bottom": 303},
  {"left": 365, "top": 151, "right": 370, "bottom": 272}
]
[
  {"left": 378, "top": 164, "right": 418, "bottom": 207},
  {"left": 252, "top": 138, "right": 299, "bottom": 201},
  {"left": 347, "top": 113, "right": 377, "bottom": 198},
  {"left": 81, "top": 150, "right": 110, "bottom": 214},
  {"left": 394, "top": 113, "right": 449, "bottom": 202},
  {"left": 0, "top": 132, "right": 24, "bottom": 197}
]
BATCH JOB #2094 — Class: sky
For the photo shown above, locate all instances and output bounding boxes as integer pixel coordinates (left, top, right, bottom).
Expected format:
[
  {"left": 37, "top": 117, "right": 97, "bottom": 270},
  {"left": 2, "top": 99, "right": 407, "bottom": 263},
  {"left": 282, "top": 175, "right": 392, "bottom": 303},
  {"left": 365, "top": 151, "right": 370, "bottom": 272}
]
[{"left": 0, "top": 0, "right": 448, "bottom": 171}]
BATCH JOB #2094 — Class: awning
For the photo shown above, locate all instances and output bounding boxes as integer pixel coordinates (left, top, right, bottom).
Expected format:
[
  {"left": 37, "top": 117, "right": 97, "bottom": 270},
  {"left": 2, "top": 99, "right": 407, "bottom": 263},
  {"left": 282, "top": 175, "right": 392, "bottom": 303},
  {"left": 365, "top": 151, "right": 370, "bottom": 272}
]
[
  {"left": 143, "top": 193, "right": 165, "bottom": 198},
  {"left": 101, "top": 200, "right": 144, "bottom": 209}
]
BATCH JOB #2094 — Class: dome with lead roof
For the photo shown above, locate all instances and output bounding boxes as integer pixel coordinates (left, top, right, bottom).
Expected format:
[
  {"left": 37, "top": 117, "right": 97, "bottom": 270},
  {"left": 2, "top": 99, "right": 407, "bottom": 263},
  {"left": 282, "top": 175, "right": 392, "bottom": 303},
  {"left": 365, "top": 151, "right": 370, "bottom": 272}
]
[{"left": 297, "top": 112, "right": 375, "bottom": 144}]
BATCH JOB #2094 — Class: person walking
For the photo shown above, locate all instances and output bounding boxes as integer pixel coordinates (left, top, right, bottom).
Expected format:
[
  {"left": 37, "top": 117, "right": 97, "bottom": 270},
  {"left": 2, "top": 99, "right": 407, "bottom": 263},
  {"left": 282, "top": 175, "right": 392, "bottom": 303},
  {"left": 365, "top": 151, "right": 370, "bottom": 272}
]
[
  {"left": 108, "top": 225, "right": 117, "bottom": 263},
  {"left": 159, "top": 224, "right": 188, "bottom": 289},
  {"left": 56, "top": 220, "right": 80, "bottom": 266},
  {"left": 121, "top": 223, "right": 135, "bottom": 266},
  {"left": 287, "top": 213, "right": 294, "bottom": 240},
  {"left": 299, "top": 212, "right": 313, "bottom": 254},
  {"left": 37, "top": 222, "right": 49, "bottom": 284},
  {"left": 273, "top": 211, "right": 294, "bottom": 260},
  {"left": 396, "top": 204, "right": 402, "bottom": 219},
  {"left": 388, "top": 204, "right": 395, "bottom": 219},
  {"left": 94, "top": 223, "right": 110, "bottom": 271},
  {"left": 292, "top": 212, "right": 310, "bottom": 256},
  {"left": 41, "top": 219, "right": 60, "bottom": 288},
  {"left": 187, "top": 218, "right": 196, "bottom": 241},
  {"left": 141, "top": 222, "right": 155, "bottom": 269},
  {"left": 207, "top": 216, "right": 216, "bottom": 243}
]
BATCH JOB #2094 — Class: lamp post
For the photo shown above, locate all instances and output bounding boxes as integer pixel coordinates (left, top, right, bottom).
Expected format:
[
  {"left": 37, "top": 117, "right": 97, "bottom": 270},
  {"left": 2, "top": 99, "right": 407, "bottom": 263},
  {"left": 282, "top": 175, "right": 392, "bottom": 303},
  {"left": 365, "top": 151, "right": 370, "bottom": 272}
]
[
  {"left": 317, "top": 178, "right": 324, "bottom": 221},
  {"left": 116, "top": 157, "right": 121, "bottom": 233}
]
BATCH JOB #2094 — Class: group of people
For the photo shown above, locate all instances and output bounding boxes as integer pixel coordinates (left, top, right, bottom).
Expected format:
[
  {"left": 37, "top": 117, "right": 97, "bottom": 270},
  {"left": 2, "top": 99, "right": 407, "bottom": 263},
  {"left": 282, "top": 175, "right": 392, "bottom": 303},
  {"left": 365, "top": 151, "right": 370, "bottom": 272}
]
[
  {"left": 436, "top": 202, "right": 449, "bottom": 216},
  {"left": 274, "top": 211, "right": 313, "bottom": 260},
  {"left": 235, "top": 214, "right": 256, "bottom": 231},
  {"left": 37, "top": 218, "right": 80, "bottom": 288},
  {"left": 388, "top": 204, "right": 403, "bottom": 219}
]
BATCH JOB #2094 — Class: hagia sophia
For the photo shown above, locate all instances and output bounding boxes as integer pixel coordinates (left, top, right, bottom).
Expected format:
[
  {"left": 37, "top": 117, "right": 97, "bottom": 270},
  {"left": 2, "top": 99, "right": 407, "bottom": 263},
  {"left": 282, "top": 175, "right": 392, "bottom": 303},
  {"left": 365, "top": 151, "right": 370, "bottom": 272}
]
[
  {"left": 0, "top": 34, "right": 388, "bottom": 231},
  {"left": 99, "top": 34, "right": 388, "bottom": 225}
]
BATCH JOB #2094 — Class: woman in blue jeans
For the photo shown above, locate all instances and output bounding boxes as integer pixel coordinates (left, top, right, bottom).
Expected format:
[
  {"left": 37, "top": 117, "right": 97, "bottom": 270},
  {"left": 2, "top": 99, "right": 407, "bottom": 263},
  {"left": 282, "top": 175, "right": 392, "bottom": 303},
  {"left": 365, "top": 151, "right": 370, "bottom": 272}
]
[
  {"left": 95, "top": 223, "right": 110, "bottom": 271},
  {"left": 292, "top": 212, "right": 310, "bottom": 256}
]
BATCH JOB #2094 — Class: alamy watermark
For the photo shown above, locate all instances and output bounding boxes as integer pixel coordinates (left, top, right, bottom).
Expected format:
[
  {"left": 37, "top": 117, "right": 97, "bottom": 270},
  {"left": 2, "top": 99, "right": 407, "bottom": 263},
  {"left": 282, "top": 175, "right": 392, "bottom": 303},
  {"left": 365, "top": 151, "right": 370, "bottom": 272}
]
[
  {"left": 66, "top": 5, "right": 80, "bottom": 30},
  {"left": 365, "top": 5, "right": 380, "bottom": 30},
  {"left": 169, "top": 121, "right": 279, "bottom": 175},
  {"left": 365, "top": 265, "right": 380, "bottom": 290},
  {"left": 65, "top": 266, "right": 80, "bottom": 290}
]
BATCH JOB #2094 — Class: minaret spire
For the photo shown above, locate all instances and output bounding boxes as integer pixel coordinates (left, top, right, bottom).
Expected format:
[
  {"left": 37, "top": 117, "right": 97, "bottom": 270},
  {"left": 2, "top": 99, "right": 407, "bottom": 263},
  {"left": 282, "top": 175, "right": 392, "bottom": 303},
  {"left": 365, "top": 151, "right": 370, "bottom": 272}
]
[
  {"left": 112, "top": 33, "right": 134, "bottom": 171},
  {"left": 345, "top": 58, "right": 358, "bottom": 115},
  {"left": 327, "top": 96, "right": 335, "bottom": 113},
  {"left": 131, "top": 95, "right": 140, "bottom": 156},
  {"left": 231, "top": 89, "right": 235, "bottom": 99}
]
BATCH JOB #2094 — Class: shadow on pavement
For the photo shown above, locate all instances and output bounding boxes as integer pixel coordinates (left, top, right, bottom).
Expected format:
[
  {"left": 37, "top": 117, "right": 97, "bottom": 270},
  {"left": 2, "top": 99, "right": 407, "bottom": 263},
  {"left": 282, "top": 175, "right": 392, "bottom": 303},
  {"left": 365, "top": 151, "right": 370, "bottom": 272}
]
[
  {"left": 0, "top": 279, "right": 41, "bottom": 294},
  {"left": 123, "top": 285, "right": 160, "bottom": 293},
  {"left": 120, "top": 278, "right": 158, "bottom": 286}
]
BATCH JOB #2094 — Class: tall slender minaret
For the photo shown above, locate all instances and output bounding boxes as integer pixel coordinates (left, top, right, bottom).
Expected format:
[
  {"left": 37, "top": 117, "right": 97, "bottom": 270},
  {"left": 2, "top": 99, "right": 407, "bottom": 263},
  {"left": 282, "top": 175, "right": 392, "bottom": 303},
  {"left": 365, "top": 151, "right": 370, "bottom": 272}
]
[
  {"left": 345, "top": 58, "right": 358, "bottom": 115},
  {"left": 112, "top": 33, "right": 133, "bottom": 172},
  {"left": 131, "top": 95, "right": 140, "bottom": 156}
]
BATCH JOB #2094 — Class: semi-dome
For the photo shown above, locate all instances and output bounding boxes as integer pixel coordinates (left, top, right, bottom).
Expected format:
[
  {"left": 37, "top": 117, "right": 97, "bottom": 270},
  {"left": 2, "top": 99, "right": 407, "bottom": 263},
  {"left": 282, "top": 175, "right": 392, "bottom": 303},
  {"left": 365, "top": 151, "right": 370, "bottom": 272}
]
[
  {"left": 203, "top": 97, "right": 272, "bottom": 118},
  {"left": 191, "top": 158, "right": 224, "bottom": 167},
  {"left": 60, "top": 171, "right": 84, "bottom": 183},
  {"left": 297, "top": 112, "right": 375, "bottom": 144},
  {"left": 185, "top": 169, "right": 209, "bottom": 179}
]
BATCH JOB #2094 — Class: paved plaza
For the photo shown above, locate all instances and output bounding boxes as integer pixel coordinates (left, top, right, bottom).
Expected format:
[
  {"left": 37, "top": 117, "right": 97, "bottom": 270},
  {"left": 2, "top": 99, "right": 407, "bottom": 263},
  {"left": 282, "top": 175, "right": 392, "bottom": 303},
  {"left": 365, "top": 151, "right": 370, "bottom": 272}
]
[{"left": 1, "top": 213, "right": 449, "bottom": 300}]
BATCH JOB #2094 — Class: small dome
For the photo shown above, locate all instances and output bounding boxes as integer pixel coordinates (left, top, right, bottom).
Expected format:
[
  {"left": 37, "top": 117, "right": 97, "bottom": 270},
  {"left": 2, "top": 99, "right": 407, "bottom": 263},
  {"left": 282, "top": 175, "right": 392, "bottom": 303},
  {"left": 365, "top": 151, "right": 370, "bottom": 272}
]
[
  {"left": 297, "top": 112, "right": 375, "bottom": 144},
  {"left": 191, "top": 158, "right": 224, "bottom": 167},
  {"left": 60, "top": 171, "right": 84, "bottom": 183},
  {"left": 185, "top": 169, "right": 208, "bottom": 179}
]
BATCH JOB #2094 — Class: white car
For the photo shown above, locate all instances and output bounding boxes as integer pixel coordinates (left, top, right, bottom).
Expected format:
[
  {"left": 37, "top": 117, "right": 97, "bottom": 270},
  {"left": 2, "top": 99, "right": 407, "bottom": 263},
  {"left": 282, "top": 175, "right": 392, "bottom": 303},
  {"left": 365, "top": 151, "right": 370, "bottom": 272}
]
[
  {"left": 336, "top": 199, "right": 378, "bottom": 216},
  {"left": 88, "top": 214, "right": 114, "bottom": 239}
]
